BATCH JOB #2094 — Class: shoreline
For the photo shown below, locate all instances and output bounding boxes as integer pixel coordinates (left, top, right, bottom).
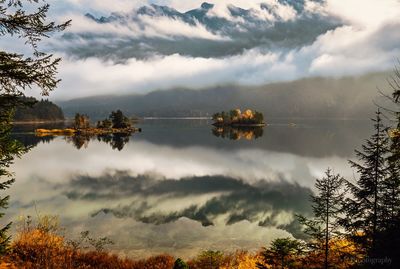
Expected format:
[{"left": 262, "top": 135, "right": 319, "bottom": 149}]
[
  {"left": 35, "top": 127, "right": 141, "bottom": 137},
  {"left": 212, "top": 123, "right": 266, "bottom": 127},
  {"left": 12, "top": 119, "right": 67, "bottom": 125}
]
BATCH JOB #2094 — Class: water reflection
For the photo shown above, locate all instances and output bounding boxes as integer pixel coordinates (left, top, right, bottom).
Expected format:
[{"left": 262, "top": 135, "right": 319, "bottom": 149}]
[
  {"left": 7, "top": 119, "right": 370, "bottom": 258},
  {"left": 61, "top": 171, "right": 312, "bottom": 235},
  {"left": 65, "top": 133, "right": 131, "bottom": 151},
  {"left": 212, "top": 126, "right": 264, "bottom": 140}
]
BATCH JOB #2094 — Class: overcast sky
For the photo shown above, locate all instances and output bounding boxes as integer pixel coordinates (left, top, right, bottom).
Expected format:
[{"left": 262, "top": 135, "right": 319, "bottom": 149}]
[{"left": 3, "top": 0, "right": 400, "bottom": 100}]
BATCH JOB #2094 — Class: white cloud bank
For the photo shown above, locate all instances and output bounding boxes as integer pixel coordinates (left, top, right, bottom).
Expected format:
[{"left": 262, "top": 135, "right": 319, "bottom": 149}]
[
  {"left": 26, "top": 0, "right": 400, "bottom": 99},
  {"left": 62, "top": 13, "right": 227, "bottom": 40}
]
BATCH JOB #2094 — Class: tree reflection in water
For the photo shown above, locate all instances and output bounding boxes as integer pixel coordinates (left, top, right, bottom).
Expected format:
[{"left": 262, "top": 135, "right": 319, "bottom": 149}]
[
  {"left": 65, "top": 133, "right": 132, "bottom": 151},
  {"left": 212, "top": 126, "right": 264, "bottom": 140}
]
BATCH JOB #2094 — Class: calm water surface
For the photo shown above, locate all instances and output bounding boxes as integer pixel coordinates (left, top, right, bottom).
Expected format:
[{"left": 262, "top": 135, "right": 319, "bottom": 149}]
[{"left": 8, "top": 119, "right": 370, "bottom": 258}]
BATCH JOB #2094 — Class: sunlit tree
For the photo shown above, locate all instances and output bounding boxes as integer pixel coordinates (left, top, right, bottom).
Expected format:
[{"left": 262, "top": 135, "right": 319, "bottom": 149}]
[{"left": 74, "top": 113, "right": 90, "bottom": 129}]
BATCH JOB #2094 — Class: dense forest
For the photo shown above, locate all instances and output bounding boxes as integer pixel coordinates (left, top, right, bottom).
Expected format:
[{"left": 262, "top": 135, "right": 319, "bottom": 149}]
[{"left": 14, "top": 98, "right": 64, "bottom": 122}]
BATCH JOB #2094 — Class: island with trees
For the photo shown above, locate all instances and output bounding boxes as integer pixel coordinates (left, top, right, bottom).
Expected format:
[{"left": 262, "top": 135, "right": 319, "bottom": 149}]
[
  {"left": 35, "top": 110, "right": 140, "bottom": 137},
  {"left": 212, "top": 109, "right": 265, "bottom": 127}
]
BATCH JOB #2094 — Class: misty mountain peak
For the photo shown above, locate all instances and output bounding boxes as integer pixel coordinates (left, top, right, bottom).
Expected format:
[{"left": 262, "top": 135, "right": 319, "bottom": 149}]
[
  {"left": 201, "top": 2, "right": 214, "bottom": 10},
  {"left": 70, "top": 1, "right": 341, "bottom": 60},
  {"left": 84, "top": 13, "right": 96, "bottom": 20},
  {"left": 137, "top": 4, "right": 181, "bottom": 18}
]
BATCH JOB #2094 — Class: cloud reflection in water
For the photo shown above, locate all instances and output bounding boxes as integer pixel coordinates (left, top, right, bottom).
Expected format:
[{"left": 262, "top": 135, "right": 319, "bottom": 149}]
[{"left": 8, "top": 120, "right": 364, "bottom": 257}]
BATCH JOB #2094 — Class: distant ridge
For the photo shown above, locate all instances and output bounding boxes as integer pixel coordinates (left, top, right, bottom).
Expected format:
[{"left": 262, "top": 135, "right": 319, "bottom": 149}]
[{"left": 59, "top": 72, "right": 392, "bottom": 120}]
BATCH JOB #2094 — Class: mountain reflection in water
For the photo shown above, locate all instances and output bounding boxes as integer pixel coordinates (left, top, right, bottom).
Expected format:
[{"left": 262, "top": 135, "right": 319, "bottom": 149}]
[{"left": 8, "top": 119, "right": 370, "bottom": 258}]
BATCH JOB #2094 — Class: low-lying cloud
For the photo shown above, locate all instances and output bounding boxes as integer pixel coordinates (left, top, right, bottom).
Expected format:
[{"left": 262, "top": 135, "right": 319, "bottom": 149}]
[{"left": 5, "top": 0, "right": 400, "bottom": 99}]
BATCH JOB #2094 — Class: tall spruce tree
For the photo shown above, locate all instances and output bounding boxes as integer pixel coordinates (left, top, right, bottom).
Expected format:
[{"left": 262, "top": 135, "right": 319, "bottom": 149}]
[
  {"left": 385, "top": 65, "right": 400, "bottom": 213},
  {"left": 0, "top": 0, "right": 69, "bottom": 254},
  {"left": 383, "top": 114, "right": 400, "bottom": 228},
  {"left": 343, "top": 109, "right": 389, "bottom": 260},
  {"left": 297, "top": 168, "right": 346, "bottom": 269},
  {"left": 377, "top": 66, "right": 400, "bottom": 268}
]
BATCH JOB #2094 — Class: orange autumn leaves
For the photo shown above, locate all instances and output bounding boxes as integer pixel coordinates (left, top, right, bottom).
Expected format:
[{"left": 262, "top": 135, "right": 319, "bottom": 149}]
[{"left": 1, "top": 215, "right": 362, "bottom": 269}]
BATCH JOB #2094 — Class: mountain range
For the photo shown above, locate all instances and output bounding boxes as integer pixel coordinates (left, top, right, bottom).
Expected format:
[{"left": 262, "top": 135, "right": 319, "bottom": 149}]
[
  {"left": 60, "top": 1, "right": 340, "bottom": 59},
  {"left": 59, "top": 72, "right": 392, "bottom": 120}
]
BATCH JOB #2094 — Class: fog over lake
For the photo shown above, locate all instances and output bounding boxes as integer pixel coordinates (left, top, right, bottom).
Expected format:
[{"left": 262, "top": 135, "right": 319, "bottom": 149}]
[{"left": 8, "top": 119, "right": 370, "bottom": 258}]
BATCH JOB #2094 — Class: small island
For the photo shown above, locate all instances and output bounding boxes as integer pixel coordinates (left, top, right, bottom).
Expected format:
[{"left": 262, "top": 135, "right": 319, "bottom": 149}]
[
  {"left": 35, "top": 110, "right": 140, "bottom": 137},
  {"left": 212, "top": 108, "right": 265, "bottom": 126}
]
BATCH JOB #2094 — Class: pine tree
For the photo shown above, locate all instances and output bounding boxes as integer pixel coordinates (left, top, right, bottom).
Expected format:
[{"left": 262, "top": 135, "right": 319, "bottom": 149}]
[
  {"left": 297, "top": 168, "right": 346, "bottom": 269},
  {"left": 0, "top": 0, "right": 69, "bottom": 255},
  {"left": 257, "top": 237, "right": 303, "bottom": 269},
  {"left": 109, "top": 110, "right": 131, "bottom": 129},
  {"left": 383, "top": 113, "right": 400, "bottom": 228},
  {"left": 173, "top": 258, "right": 189, "bottom": 269},
  {"left": 0, "top": 1, "right": 70, "bottom": 98},
  {"left": 0, "top": 97, "right": 27, "bottom": 254},
  {"left": 385, "top": 66, "right": 400, "bottom": 218},
  {"left": 377, "top": 67, "right": 400, "bottom": 268},
  {"left": 343, "top": 109, "right": 389, "bottom": 259},
  {"left": 387, "top": 64, "right": 400, "bottom": 103}
]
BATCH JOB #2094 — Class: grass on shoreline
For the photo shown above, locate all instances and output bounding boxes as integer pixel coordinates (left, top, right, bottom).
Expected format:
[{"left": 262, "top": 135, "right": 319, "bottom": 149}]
[
  {"left": 0, "top": 215, "right": 266, "bottom": 269},
  {"left": 0, "top": 215, "right": 360, "bottom": 269}
]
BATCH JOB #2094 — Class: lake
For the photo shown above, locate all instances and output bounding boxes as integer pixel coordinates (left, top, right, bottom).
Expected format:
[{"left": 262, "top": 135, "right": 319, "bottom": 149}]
[{"left": 7, "top": 119, "right": 371, "bottom": 259}]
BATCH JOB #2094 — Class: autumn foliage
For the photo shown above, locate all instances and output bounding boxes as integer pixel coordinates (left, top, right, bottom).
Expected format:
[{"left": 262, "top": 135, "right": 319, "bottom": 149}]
[
  {"left": 2, "top": 215, "right": 175, "bottom": 269},
  {"left": 1, "top": 225, "right": 361, "bottom": 269},
  {"left": 0, "top": 213, "right": 361, "bottom": 269}
]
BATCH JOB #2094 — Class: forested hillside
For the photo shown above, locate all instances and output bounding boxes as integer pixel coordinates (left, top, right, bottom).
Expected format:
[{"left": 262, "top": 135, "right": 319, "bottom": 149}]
[
  {"left": 14, "top": 98, "right": 65, "bottom": 122},
  {"left": 60, "top": 72, "right": 391, "bottom": 119}
]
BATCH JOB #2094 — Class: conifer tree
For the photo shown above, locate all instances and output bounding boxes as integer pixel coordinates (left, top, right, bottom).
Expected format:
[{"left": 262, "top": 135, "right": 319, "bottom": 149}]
[
  {"left": 0, "top": 0, "right": 70, "bottom": 98},
  {"left": 257, "top": 237, "right": 303, "bottom": 269},
  {"left": 0, "top": 97, "right": 27, "bottom": 254},
  {"left": 173, "top": 258, "right": 189, "bottom": 269},
  {"left": 342, "top": 109, "right": 389, "bottom": 259},
  {"left": 109, "top": 110, "right": 131, "bottom": 129},
  {"left": 387, "top": 64, "right": 400, "bottom": 103},
  {"left": 377, "top": 66, "right": 400, "bottom": 268},
  {"left": 0, "top": 0, "right": 69, "bottom": 254},
  {"left": 297, "top": 168, "right": 346, "bottom": 269},
  {"left": 383, "top": 114, "right": 400, "bottom": 228}
]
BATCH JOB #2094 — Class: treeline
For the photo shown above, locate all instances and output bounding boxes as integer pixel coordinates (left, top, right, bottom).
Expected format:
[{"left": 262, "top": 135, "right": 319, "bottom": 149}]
[
  {"left": 253, "top": 75, "right": 400, "bottom": 268},
  {"left": 59, "top": 72, "right": 392, "bottom": 119},
  {"left": 14, "top": 97, "right": 64, "bottom": 122}
]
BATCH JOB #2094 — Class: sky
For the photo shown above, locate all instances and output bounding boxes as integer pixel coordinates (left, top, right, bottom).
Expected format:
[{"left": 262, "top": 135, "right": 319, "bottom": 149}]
[{"left": 2, "top": 0, "right": 400, "bottom": 100}]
